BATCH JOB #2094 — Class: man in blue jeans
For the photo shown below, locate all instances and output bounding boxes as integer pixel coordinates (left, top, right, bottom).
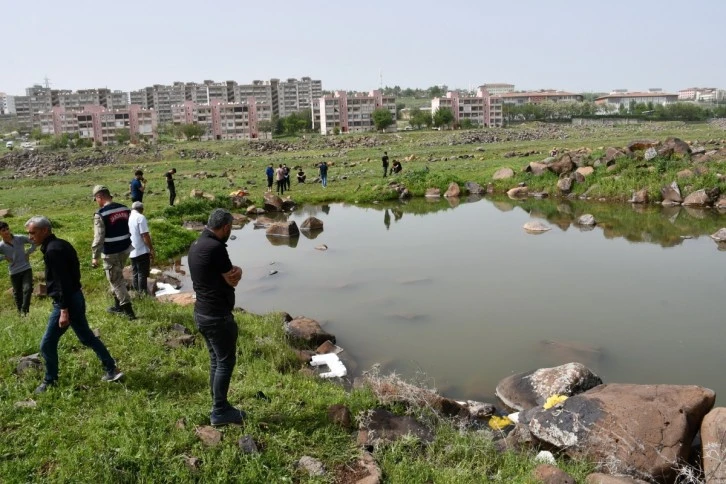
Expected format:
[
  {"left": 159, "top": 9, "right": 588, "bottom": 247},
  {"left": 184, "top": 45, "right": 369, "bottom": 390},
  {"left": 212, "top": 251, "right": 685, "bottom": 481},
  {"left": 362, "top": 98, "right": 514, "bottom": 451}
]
[
  {"left": 188, "top": 209, "right": 245, "bottom": 426},
  {"left": 25, "top": 216, "right": 123, "bottom": 394}
]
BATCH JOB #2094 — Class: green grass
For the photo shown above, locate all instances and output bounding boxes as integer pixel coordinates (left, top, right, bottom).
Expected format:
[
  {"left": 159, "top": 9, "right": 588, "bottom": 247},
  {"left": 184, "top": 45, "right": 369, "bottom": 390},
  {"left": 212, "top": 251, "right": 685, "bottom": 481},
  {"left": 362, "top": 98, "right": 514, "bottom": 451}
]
[{"left": 1, "top": 121, "right": 725, "bottom": 481}]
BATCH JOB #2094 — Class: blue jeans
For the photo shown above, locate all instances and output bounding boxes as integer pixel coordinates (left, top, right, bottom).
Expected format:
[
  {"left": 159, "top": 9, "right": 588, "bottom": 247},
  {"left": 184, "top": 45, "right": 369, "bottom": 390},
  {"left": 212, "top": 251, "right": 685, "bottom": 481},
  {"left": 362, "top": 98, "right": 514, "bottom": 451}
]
[
  {"left": 194, "top": 311, "right": 238, "bottom": 414},
  {"left": 321, "top": 174, "right": 327, "bottom": 187},
  {"left": 39, "top": 290, "right": 116, "bottom": 383}
]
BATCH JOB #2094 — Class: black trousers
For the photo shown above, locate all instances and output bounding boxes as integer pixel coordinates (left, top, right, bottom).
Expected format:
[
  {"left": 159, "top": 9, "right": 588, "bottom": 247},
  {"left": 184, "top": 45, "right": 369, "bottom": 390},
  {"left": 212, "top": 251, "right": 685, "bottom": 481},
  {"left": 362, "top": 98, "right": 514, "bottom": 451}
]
[
  {"left": 10, "top": 268, "right": 33, "bottom": 314},
  {"left": 276, "top": 180, "right": 285, "bottom": 195},
  {"left": 169, "top": 187, "right": 176, "bottom": 206},
  {"left": 130, "top": 253, "right": 151, "bottom": 295},
  {"left": 194, "top": 312, "right": 238, "bottom": 413}
]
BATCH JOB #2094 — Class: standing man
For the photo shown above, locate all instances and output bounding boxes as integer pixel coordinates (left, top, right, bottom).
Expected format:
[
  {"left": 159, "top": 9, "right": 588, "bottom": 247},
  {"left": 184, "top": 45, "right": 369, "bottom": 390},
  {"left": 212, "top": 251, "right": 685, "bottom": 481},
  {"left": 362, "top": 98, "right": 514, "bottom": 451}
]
[
  {"left": 0, "top": 221, "right": 35, "bottom": 316},
  {"left": 265, "top": 164, "right": 274, "bottom": 192},
  {"left": 382, "top": 151, "right": 389, "bottom": 177},
  {"left": 128, "top": 202, "right": 154, "bottom": 296},
  {"left": 319, "top": 161, "right": 328, "bottom": 188},
  {"left": 188, "top": 209, "right": 246, "bottom": 426},
  {"left": 165, "top": 168, "right": 177, "bottom": 206},
  {"left": 275, "top": 164, "right": 285, "bottom": 195},
  {"left": 283, "top": 164, "right": 291, "bottom": 191},
  {"left": 91, "top": 185, "right": 137, "bottom": 320},
  {"left": 130, "top": 170, "right": 146, "bottom": 203},
  {"left": 25, "top": 216, "right": 123, "bottom": 393}
]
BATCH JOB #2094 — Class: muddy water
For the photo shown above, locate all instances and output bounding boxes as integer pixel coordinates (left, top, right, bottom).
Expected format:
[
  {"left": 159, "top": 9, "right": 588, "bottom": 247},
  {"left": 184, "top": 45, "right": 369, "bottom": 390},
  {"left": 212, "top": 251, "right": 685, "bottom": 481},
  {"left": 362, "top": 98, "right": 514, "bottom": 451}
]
[{"left": 183, "top": 196, "right": 726, "bottom": 402}]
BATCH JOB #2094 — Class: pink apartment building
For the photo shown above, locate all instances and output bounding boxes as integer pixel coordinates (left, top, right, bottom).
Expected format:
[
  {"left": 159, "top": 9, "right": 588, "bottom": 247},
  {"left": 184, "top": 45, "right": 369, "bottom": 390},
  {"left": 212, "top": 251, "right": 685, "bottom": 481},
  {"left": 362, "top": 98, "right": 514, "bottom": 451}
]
[
  {"left": 172, "top": 98, "right": 261, "bottom": 140},
  {"left": 318, "top": 90, "right": 397, "bottom": 135},
  {"left": 39, "top": 105, "right": 157, "bottom": 145},
  {"left": 431, "top": 88, "right": 504, "bottom": 127}
]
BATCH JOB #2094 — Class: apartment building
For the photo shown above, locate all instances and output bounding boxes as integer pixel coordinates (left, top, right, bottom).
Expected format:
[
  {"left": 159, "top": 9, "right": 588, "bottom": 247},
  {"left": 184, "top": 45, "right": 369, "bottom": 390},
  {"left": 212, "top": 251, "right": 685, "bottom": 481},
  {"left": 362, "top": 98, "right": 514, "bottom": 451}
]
[
  {"left": 55, "top": 88, "right": 129, "bottom": 110},
  {"left": 0, "top": 92, "right": 12, "bottom": 114},
  {"left": 318, "top": 90, "right": 397, "bottom": 135},
  {"left": 431, "top": 88, "right": 504, "bottom": 128},
  {"left": 594, "top": 90, "right": 679, "bottom": 110},
  {"left": 171, "top": 98, "right": 261, "bottom": 140},
  {"left": 129, "top": 83, "right": 185, "bottom": 123},
  {"left": 499, "top": 90, "right": 583, "bottom": 104},
  {"left": 678, "top": 87, "right": 725, "bottom": 102},
  {"left": 38, "top": 104, "right": 157, "bottom": 145},
  {"left": 13, "top": 85, "right": 53, "bottom": 128},
  {"left": 480, "top": 83, "right": 515, "bottom": 96},
  {"left": 270, "top": 77, "right": 323, "bottom": 118},
  {"left": 204, "top": 80, "right": 238, "bottom": 103},
  {"left": 238, "top": 80, "right": 274, "bottom": 106}
]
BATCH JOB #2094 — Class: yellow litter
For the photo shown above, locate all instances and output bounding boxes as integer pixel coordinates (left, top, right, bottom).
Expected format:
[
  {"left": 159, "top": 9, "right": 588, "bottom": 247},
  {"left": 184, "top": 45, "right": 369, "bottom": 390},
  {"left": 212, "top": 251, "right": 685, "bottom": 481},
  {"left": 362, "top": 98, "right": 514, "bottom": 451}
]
[
  {"left": 488, "top": 415, "right": 514, "bottom": 430},
  {"left": 543, "top": 394, "right": 568, "bottom": 409}
]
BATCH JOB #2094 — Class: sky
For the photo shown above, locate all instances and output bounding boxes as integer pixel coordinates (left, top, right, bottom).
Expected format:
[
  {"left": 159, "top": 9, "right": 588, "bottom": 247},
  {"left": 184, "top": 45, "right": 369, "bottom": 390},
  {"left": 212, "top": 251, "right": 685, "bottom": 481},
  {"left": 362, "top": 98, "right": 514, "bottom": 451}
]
[{"left": 1, "top": 0, "right": 724, "bottom": 96}]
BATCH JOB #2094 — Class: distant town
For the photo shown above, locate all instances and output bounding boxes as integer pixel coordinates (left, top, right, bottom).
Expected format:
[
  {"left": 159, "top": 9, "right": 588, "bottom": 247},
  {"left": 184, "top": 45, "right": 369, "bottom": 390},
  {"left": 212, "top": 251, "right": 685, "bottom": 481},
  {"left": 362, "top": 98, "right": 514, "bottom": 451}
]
[{"left": 1, "top": 77, "right": 724, "bottom": 146}]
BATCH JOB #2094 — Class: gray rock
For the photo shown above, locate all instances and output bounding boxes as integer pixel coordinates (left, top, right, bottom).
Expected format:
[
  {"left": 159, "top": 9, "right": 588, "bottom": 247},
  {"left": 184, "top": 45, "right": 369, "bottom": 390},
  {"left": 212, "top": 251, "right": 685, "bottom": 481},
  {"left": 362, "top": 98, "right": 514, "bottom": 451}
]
[
  {"left": 507, "top": 186, "right": 528, "bottom": 199},
  {"left": 465, "top": 181, "right": 484, "bottom": 194},
  {"left": 425, "top": 188, "right": 441, "bottom": 198},
  {"left": 577, "top": 214, "right": 596, "bottom": 226},
  {"left": 557, "top": 177, "right": 573, "bottom": 194},
  {"left": 527, "top": 384, "right": 715, "bottom": 483},
  {"left": 195, "top": 426, "right": 222, "bottom": 447},
  {"left": 284, "top": 317, "right": 336, "bottom": 349},
  {"left": 495, "top": 362, "right": 602, "bottom": 411},
  {"left": 683, "top": 188, "right": 718, "bottom": 207},
  {"left": 297, "top": 456, "right": 325, "bottom": 476},
  {"left": 630, "top": 188, "right": 648, "bottom": 204},
  {"left": 266, "top": 221, "right": 300, "bottom": 238},
  {"left": 492, "top": 167, "right": 515, "bottom": 180},
  {"left": 532, "top": 464, "right": 575, "bottom": 484},
  {"left": 660, "top": 181, "right": 682, "bottom": 203},
  {"left": 644, "top": 147, "right": 658, "bottom": 161},
  {"left": 357, "top": 408, "right": 434, "bottom": 447},
  {"left": 15, "top": 353, "right": 42, "bottom": 375},
  {"left": 263, "top": 192, "right": 283, "bottom": 212},
  {"left": 238, "top": 435, "right": 260, "bottom": 454},
  {"left": 710, "top": 228, "right": 726, "bottom": 242},
  {"left": 523, "top": 221, "right": 551, "bottom": 233},
  {"left": 300, "top": 217, "right": 323, "bottom": 231},
  {"left": 444, "top": 182, "right": 461, "bottom": 197}
]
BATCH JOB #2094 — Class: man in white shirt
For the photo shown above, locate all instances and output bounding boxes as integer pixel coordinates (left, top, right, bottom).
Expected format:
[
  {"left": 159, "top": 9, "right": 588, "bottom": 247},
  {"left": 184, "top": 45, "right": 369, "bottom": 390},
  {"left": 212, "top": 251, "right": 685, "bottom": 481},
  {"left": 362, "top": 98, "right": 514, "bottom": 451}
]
[{"left": 128, "top": 202, "right": 155, "bottom": 295}]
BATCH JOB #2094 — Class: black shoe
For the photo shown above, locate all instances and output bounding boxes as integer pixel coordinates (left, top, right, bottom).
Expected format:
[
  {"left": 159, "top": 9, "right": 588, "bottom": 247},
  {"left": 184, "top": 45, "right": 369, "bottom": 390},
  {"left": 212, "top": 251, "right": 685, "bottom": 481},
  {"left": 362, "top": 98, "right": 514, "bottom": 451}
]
[
  {"left": 120, "top": 303, "right": 137, "bottom": 321},
  {"left": 34, "top": 381, "right": 56, "bottom": 394},
  {"left": 210, "top": 406, "right": 247, "bottom": 426},
  {"left": 101, "top": 368, "right": 124, "bottom": 382}
]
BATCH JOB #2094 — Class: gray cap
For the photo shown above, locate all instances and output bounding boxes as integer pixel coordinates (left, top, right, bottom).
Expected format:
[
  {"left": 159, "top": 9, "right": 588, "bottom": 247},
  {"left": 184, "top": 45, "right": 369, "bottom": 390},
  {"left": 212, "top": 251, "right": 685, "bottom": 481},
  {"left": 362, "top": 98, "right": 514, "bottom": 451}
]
[
  {"left": 132, "top": 201, "right": 143, "bottom": 210},
  {"left": 92, "top": 185, "right": 110, "bottom": 197}
]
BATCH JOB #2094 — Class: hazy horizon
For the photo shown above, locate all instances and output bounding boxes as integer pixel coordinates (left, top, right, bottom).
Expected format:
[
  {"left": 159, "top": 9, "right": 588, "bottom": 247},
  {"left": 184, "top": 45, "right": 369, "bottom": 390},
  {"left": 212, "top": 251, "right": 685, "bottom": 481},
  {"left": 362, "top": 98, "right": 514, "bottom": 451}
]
[{"left": 1, "top": 0, "right": 724, "bottom": 96}]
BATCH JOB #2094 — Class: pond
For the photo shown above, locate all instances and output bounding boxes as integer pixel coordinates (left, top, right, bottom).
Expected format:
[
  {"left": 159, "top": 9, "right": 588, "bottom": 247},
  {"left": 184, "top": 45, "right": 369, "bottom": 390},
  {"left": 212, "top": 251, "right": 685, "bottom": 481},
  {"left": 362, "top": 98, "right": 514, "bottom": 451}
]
[{"left": 184, "top": 195, "right": 726, "bottom": 402}]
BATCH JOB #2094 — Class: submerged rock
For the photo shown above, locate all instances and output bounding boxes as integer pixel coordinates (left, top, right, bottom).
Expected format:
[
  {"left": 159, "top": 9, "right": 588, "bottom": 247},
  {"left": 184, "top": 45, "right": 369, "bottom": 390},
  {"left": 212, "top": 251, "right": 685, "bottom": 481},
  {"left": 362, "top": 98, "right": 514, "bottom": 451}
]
[{"left": 523, "top": 221, "right": 550, "bottom": 233}]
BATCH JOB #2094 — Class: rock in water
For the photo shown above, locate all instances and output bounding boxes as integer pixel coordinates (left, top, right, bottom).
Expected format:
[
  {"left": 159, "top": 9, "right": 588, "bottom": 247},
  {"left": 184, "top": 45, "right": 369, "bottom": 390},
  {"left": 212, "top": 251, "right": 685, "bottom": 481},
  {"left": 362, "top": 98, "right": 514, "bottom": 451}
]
[{"left": 523, "top": 221, "right": 551, "bottom": 233}]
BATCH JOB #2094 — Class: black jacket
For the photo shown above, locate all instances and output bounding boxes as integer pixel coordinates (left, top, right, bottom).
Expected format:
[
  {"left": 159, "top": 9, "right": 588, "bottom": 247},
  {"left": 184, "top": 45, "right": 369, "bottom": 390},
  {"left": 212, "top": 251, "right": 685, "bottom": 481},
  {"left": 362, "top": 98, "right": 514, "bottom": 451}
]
[{"left": 41, "top": 234, "right": 82, "bottom": 309}]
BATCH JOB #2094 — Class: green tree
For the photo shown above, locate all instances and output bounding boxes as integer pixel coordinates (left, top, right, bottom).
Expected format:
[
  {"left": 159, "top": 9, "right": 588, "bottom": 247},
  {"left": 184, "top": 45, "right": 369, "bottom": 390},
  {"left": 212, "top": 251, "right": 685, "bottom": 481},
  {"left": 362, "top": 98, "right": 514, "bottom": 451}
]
[
  {"left": 395, "top": 102, "right": 406, "bottom": 118},
  {"left": 459, "top": 118, "right": 478, "bottom": 129},
  {"left": 181, "top": 123, "right": 206, "bottom": 140},
  {"left": 371, "top": 108, "right": 394, "bottom": 131},
  {"left": 115, "top": 128, "right": 131, "bottom": 144},
  {"left": 408, "top": 107, "right": 432, "bottom": 129},
  {"left": 30, "top": 128, "right": 44, "bottom": 140},
  {"left": 433, "top": 107, "right": 454, "bottom": 128}
]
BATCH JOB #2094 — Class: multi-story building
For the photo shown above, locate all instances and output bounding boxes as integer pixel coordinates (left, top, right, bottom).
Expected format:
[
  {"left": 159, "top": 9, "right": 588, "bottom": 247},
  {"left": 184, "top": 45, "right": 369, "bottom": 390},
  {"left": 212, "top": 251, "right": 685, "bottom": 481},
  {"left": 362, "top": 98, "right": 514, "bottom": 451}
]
[
  {"left": 38, "top": 104, "right": 157, "bottom": 145},
  {"left": 14, "top": 85, "right": 53, "bottom": 128},
  {"left": 318, "top": 90, "right": 397, "bottom": 135},
  {"left": 270, "top": 77, "right": 322, "bottom": 118},
  {"left": 0, "top": 92, "right": 11, "bottom": 114},
  {"left": 204, "top": 80, "right": 238, "bottom": 103},
  {"left": 171, "top": 98, "right": 261, "bottom": 140},
  {"left": 678, "top": 87, "right": 725, "bottom": 102},
  {"left": 499, "top": 90, "right": 583, "bottom": 105},
  {"left": 185, "top": 82, "right": 209, "bottom": 104},
  {"left": 594, "top": 90, "right": 679, "bottom": 111},
  {"left": 480, "top": 83, "right": 515, "bottom": 96},
  {"left": 431, "top": 88, "right": 503, "bottom": 128},
  {"left": 55, "top": 88, "right": 129, "bottom": 110},
  {"left": 238, "top": 80, "right": 274, "bottom": 106},
  {"left": 130, "top": 84, "right": 185, "bottom": 123}
]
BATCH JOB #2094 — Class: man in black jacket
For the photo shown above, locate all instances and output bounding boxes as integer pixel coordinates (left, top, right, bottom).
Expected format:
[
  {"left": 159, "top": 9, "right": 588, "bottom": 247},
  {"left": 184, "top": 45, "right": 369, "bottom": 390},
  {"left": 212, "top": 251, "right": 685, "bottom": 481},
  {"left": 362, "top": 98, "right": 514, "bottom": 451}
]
[
  {"left": 188, "top": 208, "right": 245, "bottom": 426},
  {"left": 25, "top": 216, "right": 123, "bottom": 394}
]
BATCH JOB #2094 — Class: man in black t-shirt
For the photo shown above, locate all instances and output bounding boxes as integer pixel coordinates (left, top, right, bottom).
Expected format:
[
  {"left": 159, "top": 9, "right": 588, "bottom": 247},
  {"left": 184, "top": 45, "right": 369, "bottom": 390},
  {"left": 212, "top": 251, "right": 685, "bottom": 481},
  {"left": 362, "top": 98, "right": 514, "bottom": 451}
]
[
  {"left": 382, "top": 151, "right": 389, "bottom": 177},
  {"left": 188, "top": 208, "right": 245, "bottom": 426},
  {"left": 165, "top": 168, "right": 177, "bottom": 206}
]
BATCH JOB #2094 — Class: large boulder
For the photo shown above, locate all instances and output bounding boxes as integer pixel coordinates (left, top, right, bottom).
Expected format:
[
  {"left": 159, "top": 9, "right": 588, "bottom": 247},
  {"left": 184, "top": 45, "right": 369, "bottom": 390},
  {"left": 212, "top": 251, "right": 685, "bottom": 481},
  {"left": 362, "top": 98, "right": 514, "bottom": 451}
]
[
  {"left": 444, "top": 182, "right": 461, "bottom": 198},
  {"left": 526, "top": 162, "right": 549, "bottom": 176},
  {"left": 300, "top": 217, "right": 324, "bottom": 231},
  {"left": 631, "top": 188, "right": 648, "bottom": 204},
  {"left": 603, "top": 147, "right": 626, "bottom": 165},
  {"left": 576, "top": 166, "right": 594, "bottom": 178},
  {"left": 527, "top": 384, "right": 715, "bottom": 483},
  {"left": 660, "top": 182, "right": 682, "bottom": 203},
  {"left": 266, "top": 221, "right": 300, "bottom": 238},
  {"left": 682, "top": 188, "right": 720, "bottom": 207},
  {"left": 284, "top": 317, "right": 336, "bottom": 348},
  {"left": 701, "top": 407, "right": 726, "bottom": 483},
  {"left": 492, "top": 168, "right": 514, "bottom": 180},
  {"left": 627, "top": 140, "right": 658, "bottom": 152},
  {"left": 425, "top": 188, "right": 441, "bottom": 198},
  {"left": 357, "top": 408, "right": 434, "bottom": 448},
  {"left": 263, "top": 192, "right": 284, "bottom": 212},
  {"left": 465, "top": 181, "right": 484, "bottom": 194},
  {"left": 577, "top": 214, "right": 596, "bottom": 226},
  {"left": 495, "top": 362, "right": 602, "bottom": 411},
  {"left": 711, "top": 228, "right": 726, "bottom": 242},
  {"left": 507, "top": 186, "right": 528, "bottom": 199},
  {"left": 549, "top": 154, "right": 575, "bottom": 175},
  {"left": 662, "top": 137, "right": 692, "bottom": 156},
  {"left": 557, "top": 176, "right": 573, "bottom": 194}
]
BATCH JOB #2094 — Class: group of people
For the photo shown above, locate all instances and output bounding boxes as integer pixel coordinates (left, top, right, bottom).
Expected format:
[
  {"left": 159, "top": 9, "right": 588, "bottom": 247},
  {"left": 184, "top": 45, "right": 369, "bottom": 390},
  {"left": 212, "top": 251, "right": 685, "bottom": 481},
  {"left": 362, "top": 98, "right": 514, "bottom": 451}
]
[
  {"left": 4, "top": 170, "right": 246, "bottom": 425},
  {"left": 382, "top": 151, "right": 402, "bottom": 177},
  {"left": 131, "top": 168, "right": 178, "bottom": 207},
  {"left": 266, "top": 164, "right": 292, "bottom": 195}
]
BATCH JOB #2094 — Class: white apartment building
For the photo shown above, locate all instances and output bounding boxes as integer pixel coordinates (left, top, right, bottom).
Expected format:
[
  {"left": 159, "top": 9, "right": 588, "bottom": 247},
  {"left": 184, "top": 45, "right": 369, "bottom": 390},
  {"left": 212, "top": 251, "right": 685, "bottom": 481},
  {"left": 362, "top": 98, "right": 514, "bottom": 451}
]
[
  {"left": 480, "top": 83, "right": 515, "bottom": 96},
  {"left": 171, "top": 98, "right": 261, "bottom": 141},
  {"left": 595, "top": 90, "right": 679, "bottom": 111},
  {"left": 318, "top": 90, "right": 397, "bottom": 135}
]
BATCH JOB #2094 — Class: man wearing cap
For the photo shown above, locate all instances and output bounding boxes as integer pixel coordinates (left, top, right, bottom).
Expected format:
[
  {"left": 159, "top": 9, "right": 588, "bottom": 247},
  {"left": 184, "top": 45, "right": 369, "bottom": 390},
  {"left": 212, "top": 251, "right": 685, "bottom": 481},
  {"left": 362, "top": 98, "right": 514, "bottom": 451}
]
[
  {"left": 91, "top": 185, "right": 137, "bottom": 320},
  {"left": 128, "top": 201, "right": 154, "bottom": 296}
]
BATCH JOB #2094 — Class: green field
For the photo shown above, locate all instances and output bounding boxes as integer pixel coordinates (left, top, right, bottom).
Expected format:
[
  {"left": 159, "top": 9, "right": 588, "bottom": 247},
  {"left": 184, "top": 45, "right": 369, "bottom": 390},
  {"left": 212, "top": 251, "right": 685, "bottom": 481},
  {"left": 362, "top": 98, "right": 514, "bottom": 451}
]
[{"left": 1, "top": 121, "right": 723, "bottom": 482}]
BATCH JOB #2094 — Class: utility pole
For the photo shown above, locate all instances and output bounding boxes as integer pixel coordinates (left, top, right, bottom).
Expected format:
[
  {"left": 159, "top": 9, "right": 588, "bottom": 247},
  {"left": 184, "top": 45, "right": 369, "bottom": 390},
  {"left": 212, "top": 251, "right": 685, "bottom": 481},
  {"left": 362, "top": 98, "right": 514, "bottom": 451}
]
[{"left": 44, "top": 76, "right": 51, "bottom": 89}]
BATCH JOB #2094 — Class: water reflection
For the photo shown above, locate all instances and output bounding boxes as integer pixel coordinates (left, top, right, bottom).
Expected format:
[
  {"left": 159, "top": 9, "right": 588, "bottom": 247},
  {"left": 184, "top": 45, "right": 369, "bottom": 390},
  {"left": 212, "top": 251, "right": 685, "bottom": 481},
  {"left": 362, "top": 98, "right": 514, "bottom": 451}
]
[{"left": 195, "top": 195, "right": 726, "bottom": 402}]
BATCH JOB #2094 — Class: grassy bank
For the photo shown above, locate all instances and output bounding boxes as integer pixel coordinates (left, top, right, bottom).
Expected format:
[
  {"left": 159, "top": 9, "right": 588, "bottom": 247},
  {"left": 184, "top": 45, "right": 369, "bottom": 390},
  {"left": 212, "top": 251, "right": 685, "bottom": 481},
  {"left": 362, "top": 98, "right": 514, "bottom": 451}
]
[{"left": 1, "top": 122, "right": 724, "bottom": 481}]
